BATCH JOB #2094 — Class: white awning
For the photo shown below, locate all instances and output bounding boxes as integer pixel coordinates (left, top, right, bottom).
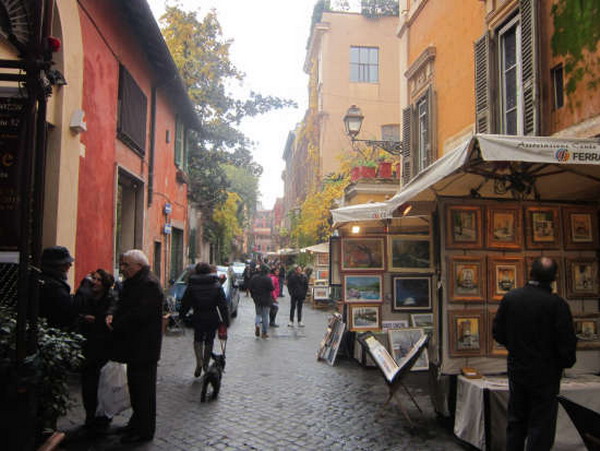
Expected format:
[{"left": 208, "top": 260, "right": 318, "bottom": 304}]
[
  {"left": 300, "top": 242, "right": 329, "bottom": 253},
  {"left": 332, "top": 134, "right": 600, "bottom": 224}
]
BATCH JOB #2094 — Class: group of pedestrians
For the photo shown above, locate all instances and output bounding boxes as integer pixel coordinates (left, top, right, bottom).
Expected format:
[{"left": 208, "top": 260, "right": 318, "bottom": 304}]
[{"left": 244, "top": 260, "right": 309, "bottom": 338}]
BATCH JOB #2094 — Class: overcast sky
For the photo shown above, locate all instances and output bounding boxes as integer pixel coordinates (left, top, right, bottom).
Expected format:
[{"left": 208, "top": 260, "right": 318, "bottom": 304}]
[{"left": 147, "top": 0, "right": 321, "bottom": 209}]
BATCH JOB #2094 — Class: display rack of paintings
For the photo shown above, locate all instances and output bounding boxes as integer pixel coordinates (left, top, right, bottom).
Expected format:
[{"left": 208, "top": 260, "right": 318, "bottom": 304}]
[
  {"left": 446, "top": 205, "right": 483, "bottom": 249},
  {"left": 572, "top": 314, "right": 600, "bottom": 349},
  {"left": 488, "top": 257, "right": 524, "bottom": 301},
  {"left": 486, "top": 205, "right": 522, "bottom": 250},
  {"left": 563, "top": 207, "right": 599, "bottom": 250},
  {"left": 317, "top": 313, "right": 346, "bottom": 365},
  {"left": 387, "top": 328, "right": 429, "bottom": 371},
  {"left": 487, "top": 308, "right": 507, "bottom": 356},
  {"left": 565, "top": 258, "right": 599, "bottom": 299},
  {"left": 388, "top": 235, "right": 433, "bottom": 272},
  {"left": 341, "top": 237, "right": 385, "bottom": 271},
  {"left": 448, "top": 256, "right": 486, "bottom": 302},
  {"left": 392, "top": 275, "right": 432, "bottom": 311},
  {"left": 316, "top": 252, "right": 329, "bottom": 267},
  {"left": 344, "top": 274, "right": 382, "bottom": 303},
  {"left": 348, "top": 303, "right": 382, "bottom": 332},
  {"left": 526, "top": 256, "right": 562, "bottom": 295},
  {"left": 524, "top": 206, "right": 561, "bottom": 249},
  {"left": 448, "top": 310, "right": 485, "bottom": 357}
]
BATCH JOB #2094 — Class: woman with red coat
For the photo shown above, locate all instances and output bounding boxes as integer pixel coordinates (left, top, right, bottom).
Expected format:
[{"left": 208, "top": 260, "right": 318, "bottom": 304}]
[{"left": 268, "top": 267, "right": 280, "bottom": 327}]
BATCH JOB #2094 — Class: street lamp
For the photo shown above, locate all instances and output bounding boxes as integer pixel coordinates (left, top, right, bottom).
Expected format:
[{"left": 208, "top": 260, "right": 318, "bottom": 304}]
[{"left": 343, "top": 105, "right": 402, "bottom": 156}]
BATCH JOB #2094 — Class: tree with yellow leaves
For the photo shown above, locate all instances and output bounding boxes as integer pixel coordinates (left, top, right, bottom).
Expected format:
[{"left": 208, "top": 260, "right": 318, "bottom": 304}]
[{"left": 212, "top": 192, "right": 243, "bottom": 262}]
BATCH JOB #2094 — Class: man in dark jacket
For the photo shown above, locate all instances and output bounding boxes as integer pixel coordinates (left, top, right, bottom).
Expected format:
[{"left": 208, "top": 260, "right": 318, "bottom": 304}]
[
  {"left": 249, "top": 265, "right": 274, "bottom": 338},
  {"left": 286, "top": 265, "right": 308, "bottom": 327},
  {"left": 109, "top": 249, "right": 163, "bottom": 444},
  {"left": 39, "top": 246, "right": 77, "bottom": 330},
  {"left": 493, "top": 257, "right": 577, "bottom": 451}
]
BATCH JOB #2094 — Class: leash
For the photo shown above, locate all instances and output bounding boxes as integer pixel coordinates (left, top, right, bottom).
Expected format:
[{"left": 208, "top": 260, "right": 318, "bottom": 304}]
[{"left": 216, "top": 306, "right": 228, "bottom": 356}]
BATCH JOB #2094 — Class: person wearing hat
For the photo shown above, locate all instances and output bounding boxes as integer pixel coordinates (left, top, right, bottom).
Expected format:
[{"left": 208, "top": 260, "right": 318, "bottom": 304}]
[{"left": 39, "top": 246, "right": 77, "bottom": 330}]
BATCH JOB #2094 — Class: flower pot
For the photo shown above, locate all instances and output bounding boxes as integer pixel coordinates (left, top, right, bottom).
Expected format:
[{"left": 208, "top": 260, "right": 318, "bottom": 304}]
[
  {"left": 360, "top": 166, "right": 376, "bottom": 178},
  {"left": 394, "top": 162, "right": 401, "bottom": 179},
  {"left": 378, "top": 162, "right": 392, "bottom": 178},
  {"left": 351, "top": 166, "right": 361, "bottom": 182}
]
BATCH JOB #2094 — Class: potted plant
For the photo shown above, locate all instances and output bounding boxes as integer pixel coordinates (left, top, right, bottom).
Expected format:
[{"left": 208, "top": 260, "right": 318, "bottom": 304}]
[
  {"left": 377, "top": 160, "right": 392, "bottom": 178},
  {"left": 357, "top": 160, "right": 377, "bottom": 179}
]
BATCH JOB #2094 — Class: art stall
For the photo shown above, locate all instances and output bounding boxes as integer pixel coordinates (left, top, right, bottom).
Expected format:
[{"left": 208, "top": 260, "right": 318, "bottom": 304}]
[
  {"left": 330, "top": 134, "right": 600, "bottom": 450},
  {"left": 300, "top": 242, "right": 332, "bottom": 309}
]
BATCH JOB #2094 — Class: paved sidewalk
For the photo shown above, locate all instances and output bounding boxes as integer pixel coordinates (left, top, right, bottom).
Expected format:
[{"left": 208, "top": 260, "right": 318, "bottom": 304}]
[{"left": 58, "top": 288, "right": 464, "bottom": 450}]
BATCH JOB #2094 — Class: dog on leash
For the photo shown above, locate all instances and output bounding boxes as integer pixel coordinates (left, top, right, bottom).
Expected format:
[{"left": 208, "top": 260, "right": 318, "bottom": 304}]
[{"left": 200, "top": 353, "right": 226, "bottom": 402}]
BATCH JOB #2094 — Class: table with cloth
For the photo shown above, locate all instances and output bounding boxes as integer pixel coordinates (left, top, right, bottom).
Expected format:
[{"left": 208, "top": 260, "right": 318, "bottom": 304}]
[{"left": 453, "top": 373, "right": 600, "bottom": 450}]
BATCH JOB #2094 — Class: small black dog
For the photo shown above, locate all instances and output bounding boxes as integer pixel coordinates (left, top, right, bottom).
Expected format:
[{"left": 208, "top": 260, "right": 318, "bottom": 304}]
[{"left": 200, "top": 352, "right": 226, "bottom": 402}]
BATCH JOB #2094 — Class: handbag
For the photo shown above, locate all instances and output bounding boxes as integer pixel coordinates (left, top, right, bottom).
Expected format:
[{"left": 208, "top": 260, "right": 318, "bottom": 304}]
[
  {"left": 96, "top": 361, "right": 130, "bottom": 418},
  {"left": 216, "top": 306, "right": 228, "bottom": 340}
]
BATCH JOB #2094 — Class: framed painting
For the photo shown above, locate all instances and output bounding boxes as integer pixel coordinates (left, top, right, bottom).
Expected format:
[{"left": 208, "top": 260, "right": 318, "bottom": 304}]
[
  {"left": 526, "top": 256, "right": 562, "bottom": 296},
  {"left": 448, "top": 256, "right": 486, "bottom": 302},
  {"left": 448, "top": 310, "right": 485, "bottom": 357},
  {"left": 563, "top": 207, "right": 599, "bottom": 250},
  {"left": 487, "top": 308, "right": 507, "bottom": 356},
  {"left": 343, "top": 275, "right": 383, "bottom": 303},
  {"left": 342, "top": 237, "right": 385, "bottom": 271},
  {"left": 565, "top": 258, "right": 599, "bottom": 299},
  {"left": 313, "top": 286, "right": 329, "bottom": 300},
  {"left": 524, "top": 206, "right": 561, "bottom": 249},
  {"left": 411, "top": 313, "right": 434, "bottom": 336},
  {"left": 392, "top": 276, "right": 432, "bottom": 311},
  {"left": 486, "top": 205, "right": 522, "bottom": 250},
  {"left": 348, "top": 303, "right": 382, "bottom": 332},
  {"left": 573, "top": 314, "right": 600, "bottom": 349},
  {"left": 387, "top": 328, "right": 429, "bottom": 371},
  {"left": 382, "top": 320, "right": 409, "bottom": 330},
  {"left": 488, "top": 257, "right": 524, "bottom": 301},
  {"left": 315, "top": 268, "right": 329, "bottom": 281},
  {"left": 316, "top": 252, "right": 330, "bottom": 266},
  {"left": 446, "top": 205, "right": 483, "bottom": 249},
  {"left": 388, "top": 235, "right": 433, "bottom": 272}
]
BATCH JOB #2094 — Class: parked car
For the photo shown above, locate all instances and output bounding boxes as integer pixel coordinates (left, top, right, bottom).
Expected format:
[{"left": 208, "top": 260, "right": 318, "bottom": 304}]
[
  {"left": 231, "top": 261, "right": 246, "bottom": 287},
  {"left": 167, "top": 264, "right": 240, "bottom": 322}
]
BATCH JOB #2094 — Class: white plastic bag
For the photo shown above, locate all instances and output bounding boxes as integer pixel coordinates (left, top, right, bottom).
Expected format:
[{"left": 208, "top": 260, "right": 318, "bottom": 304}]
[{"left": 96, "top": 361, "right": 130, "bottom": 418}]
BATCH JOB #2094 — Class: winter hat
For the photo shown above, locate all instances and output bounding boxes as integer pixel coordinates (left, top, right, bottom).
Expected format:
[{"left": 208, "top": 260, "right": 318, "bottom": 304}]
[{"left": 41, "top": 246, "right": 75, "bottom": 266}]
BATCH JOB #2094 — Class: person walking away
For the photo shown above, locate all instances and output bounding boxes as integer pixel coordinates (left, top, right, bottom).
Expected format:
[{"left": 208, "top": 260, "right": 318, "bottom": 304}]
[
  {"left": 74, "top": 269, "right": 116, "bottom": 432},
  {"left": 179, "top": 262, "right": 229, "bottom": 378},
  {"left": 268, "top": 267, "right": 280, "bottom": 327},
  {"left": 108, "top": 250, "right": 163, "bottom": 444},
  {"left": 493, "top": 257, "right": 577, "bottom": 451},
  {"left": 249, "top": 265, "right": 274, "bottom": 338},
  {"left": 277, "top": 264, "right": 286, "bottom": 297},
  {"left": 39, "top": 246, "right": 77, "bottom": 330},
  {"left": 287, "top": 265, "right": 308, "bottom": 327},
  {"left": 242, "top": 263, "right": 253, "bottom": 297}
]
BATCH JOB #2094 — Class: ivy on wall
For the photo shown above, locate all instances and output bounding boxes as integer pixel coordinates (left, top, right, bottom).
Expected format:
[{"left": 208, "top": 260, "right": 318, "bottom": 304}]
[{"left": 551, "top": 0, "right": 600, "bottom": 95}]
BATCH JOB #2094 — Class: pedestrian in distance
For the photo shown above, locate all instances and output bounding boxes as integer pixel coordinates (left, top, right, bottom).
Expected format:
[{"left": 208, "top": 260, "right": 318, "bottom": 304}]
[
  {"left": 268, "top": 267, "right": 280, "bottom": 327},
  {"left": 179, "top": 262, "right": 229, "bottom": 378},
  {"left": 493, "top": 256, "right": 577, "bottom": 451},
  {"left": 249, "top": 264, "right": 274, "bottom": 338},
  {"left": 277, "top": 263, "right": 286, "bottom": 297},
  {"left": 107, "top": 249, "right": 163, "bottom": 444},
  {"left": 287, "top": 265, "right": 308, "bottom": 327},
  {"left": 38, "top": 246, "right": 77, "bottom": 330},
  {"left": 73, "top": 269, "right": 116, "bottom": 433},
  {"left": 242, "top": 263, "right": 253, "bottom": 297}
]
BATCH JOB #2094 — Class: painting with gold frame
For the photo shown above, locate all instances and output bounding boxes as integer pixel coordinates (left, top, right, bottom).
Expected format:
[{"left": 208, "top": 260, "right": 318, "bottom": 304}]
[
  {"left": 446, "top": 205, "right": 483, "bottom": 249},
  {"left": 524, "top": 206, "right": 561, "bottom": 249},
  {"left": 388, "top": 235, "right": 433, "bottom": 272},
  {"left": 448, "top": 310, "right": 485, "bottom": 357},
  {"left": 486, "top": 205, "right": 522, "bottom": 250},
  {"left": 487, "top": 308, "right": 507, "bottom": 356},
  {"left": 573, "top": 314, "right": 600, "bottom": 349},
  {"left": 563, "top": 207, "right": 599, "bottom": 250},
  {"left": 341, "top": 237, "right": 385, "bottom": 271},
  {"left": 565, "top": 258, "right": 599, "bottom": 299},
  {"left": 488, "top": 257, "right": 524, "bottom": 301},
  {"left": 348, "top": 303, "right": 382, "bottom": 332},
  {"left": 448, "top": 255, "right": 486, "bottom": 302}
]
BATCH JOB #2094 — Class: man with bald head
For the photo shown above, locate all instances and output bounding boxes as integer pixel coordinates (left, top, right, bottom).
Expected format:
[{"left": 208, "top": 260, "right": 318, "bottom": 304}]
[{"left": 493, "top": 256, "right": 577, "bottom": 451}]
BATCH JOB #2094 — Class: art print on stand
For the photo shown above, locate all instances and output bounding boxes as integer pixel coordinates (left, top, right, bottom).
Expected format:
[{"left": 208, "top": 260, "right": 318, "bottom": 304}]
[
  {"left": 387, "top": 328, "right": 429, "bottom": 371},
  {"left": 344, "top": 275, "right": 382, "bottom": 303},
  {"left": 348, "top": 303, "right": 382, "bottom": 332},
  {"left": 313, "top": 286, "right": 330, "bottom": 300},
  {"left": 563, "top": 207, "right": 599, "bottom": 249},
  {"left": 448, "top": 310, "right": 485, "bottom": 357},
  {"left": 487, "top": 205, "right": 522, "bottom": 250},
  {"left": 448, "top": 256, "right": 486, "bottom": 302},
  {"left": 565, "top": 258, "right": 599, "bottom": 299},
  {"left": 488, "top": 257, "right": 524, "bottom": 301},
  {"left": 392, "top": 276, "right": 432, "bottom": 311},
  {"left": 446, "top": 205, "right": 483, "bottom": 249},
  {"left": 388, "top": 235, "right": 432, "bottom": 272},
  {"left": 342, "top": 238, "right": 384, "bottom": 271},
  {"left": 525, "top": 206, "right": 561, "bottom": 249}
]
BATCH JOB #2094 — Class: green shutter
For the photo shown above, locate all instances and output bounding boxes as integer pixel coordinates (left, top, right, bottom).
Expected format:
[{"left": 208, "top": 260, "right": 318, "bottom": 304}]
[
  {"left": 175, "top": 118, "right": 184, "bottom": 168},
  {"left": 520, "top": 0, "right": 538, "bottom": 135}
]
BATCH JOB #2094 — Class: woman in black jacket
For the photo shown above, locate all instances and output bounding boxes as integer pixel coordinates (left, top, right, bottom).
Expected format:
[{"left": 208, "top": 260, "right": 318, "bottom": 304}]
[{"left": 179, "top": 262, "right": 229, "bottom": 378}]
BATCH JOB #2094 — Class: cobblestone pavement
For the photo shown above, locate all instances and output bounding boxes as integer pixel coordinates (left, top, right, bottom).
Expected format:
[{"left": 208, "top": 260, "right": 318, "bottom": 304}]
[{"left": 59, "top": 288, "right": 465, "bottom": 450}]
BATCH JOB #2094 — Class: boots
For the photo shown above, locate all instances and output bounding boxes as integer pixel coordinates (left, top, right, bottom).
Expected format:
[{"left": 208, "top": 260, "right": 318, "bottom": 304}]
[
  {"left": 202, "top": 343, "right": 212, "bottom": 372},
  {"left": 193, "top": 341, "right": 204, "bottom": 377}
]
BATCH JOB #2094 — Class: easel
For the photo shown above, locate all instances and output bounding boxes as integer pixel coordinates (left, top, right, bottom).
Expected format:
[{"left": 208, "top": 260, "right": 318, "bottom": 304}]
[{"left": 357, "top": 332, "right": 430, "bottom": 428}]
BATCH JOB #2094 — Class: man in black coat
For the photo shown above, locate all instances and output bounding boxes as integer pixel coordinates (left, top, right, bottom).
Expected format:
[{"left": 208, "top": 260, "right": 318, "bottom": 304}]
[
  {"left": 249, "top": 265, "right": 274, "bottom": 338},
  {"left": 39, "top": 246, "right": 77, "bottom": 330},
  {"left": 493, "top": 257, "right": 577, "bottom": 451},
  {"left": 286, "top": 265, "right": 308, "bottom": 327},
  {"left": 108, "top": 249, "right": 163, "bottom": 444}
]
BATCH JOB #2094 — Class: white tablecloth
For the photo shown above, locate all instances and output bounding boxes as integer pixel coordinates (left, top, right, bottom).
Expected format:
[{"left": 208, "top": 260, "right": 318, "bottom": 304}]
[{"left": 454, "top": 374, "right": 600, "bottom": 450}]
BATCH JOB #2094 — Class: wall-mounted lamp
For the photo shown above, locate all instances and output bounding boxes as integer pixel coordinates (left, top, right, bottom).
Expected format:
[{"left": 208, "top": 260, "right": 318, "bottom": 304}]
[
  {"left": 351, "top": 225, "right": 361, "bottom": 234},
  {"left": 69, "top": 109, "right": 87, "bottom": 134},
  {"left": 343, "top": 105, "right": 402, "bottom": 156}
]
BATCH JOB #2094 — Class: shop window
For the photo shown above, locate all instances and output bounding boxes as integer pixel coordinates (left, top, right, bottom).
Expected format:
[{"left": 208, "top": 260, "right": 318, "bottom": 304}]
[
  {"left": 350, "top": 46, "right": 379, "bottom": 83},
  {"left": 117, "top": 65, "right": 148, "bottom": 154}
]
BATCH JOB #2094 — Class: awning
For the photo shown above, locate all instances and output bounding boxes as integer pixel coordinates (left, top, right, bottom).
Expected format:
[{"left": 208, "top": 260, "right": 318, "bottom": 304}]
[
  {"left": 300, "top": 242, "right": 329, "bottom": 253},
  {"left": 332, "top": 134, "right": 600, "bottom": 224}
]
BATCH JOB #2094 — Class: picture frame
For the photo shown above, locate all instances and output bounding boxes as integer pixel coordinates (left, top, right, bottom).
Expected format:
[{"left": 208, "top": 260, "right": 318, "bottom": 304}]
[
  {"left": 348, "top": 303, "right": 382, "bottom": 332},
  {"left": 313, "top": 286, "right": 329, "bottom": 300},
  {"left": 572, "top": 314, "right": 600, "bottom": 349},
  {"left": 315, "top": 268, "right": 329, "bottom": 281},
  {"left": 317, "top": 313, "right": 346, "bottom": 365},
  {"left": 446, "top": 205, "right": 483, "bottom": 249},
  {"left": 563, "top": 207, "right": 599, "bottom": 250},
  {"left": 487, "top": 308, "right": 507, "bottom": 356},
  {"left": 488, "top": 257, "right": 524, "bottom": 301},
  {"left": 411, "top": 313, "right": 434, "bottom": 336},
  {"left": 388, "top": 235, "right": 433, "bottom": 272},
  {"left": 329, "top": 236, "right": 342, "bottom": 285},
  {"left": 448, "top": 255, "right": 486, "bottom": 302},
  {"left": 344, "top": 275, "right": 383, "bottom": 303},
  {"left": 448, "top": 309, "right": 485, "bottom": 357},
  {"left": 524, "top": 206, "right": 561, "bottom": 249},
  {"left": 387, "top": 328, "right": 429, "bottom": 371},
  {"left": 392, "top": 275, "right": 432, "bottom": 311},
  {"left": 565, "top": 258, "right": 599, "bottom": 299},
  {"left": 341, "top": 237, "right": 385, "bottom": 271},
  {"left": 486, "top": 205, "right": 522, "bottom": 250},
  {"left": 316, "top": 252, "right": 329, "bottom": 266},
  {"left": 526, "top": 256, "right": 562, "bottom": 296},
  {"left": 382, "top": 320, "right": 409, "bottom": 330}
]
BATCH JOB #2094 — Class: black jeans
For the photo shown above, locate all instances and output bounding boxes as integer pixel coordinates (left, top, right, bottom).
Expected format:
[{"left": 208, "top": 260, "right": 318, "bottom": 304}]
[
  {"left": 506, "top": 376, "right": 560, "bottom": 451},
  {"left": 81, "top": 358, "right": 107, "bottom": 423},
  {"left": 289, "top": 296, "right": 304, "bottom": 322},
  {"left": 126, "top": 362, "right": 158, "bottom": 438}
]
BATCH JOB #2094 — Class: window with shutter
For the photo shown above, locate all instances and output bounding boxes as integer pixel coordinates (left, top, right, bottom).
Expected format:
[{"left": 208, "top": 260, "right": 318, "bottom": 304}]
[
  {"left": 474, "top": 33, "right": 492, "bottom": 133},
  {"left": 520, "top": 0, "right": 538, "bottom": 135},
  {"left": 401, "top": 106, "right": 412, "bottom": 186},
  {"left": 174, "top": 117, "right": 184, "bottom": 169},
  {"left": 117, "top": 65, "right": 147, "bottom": 154},
  {"left": 415, "top": 88, "right": 433, "bottom": 174}
]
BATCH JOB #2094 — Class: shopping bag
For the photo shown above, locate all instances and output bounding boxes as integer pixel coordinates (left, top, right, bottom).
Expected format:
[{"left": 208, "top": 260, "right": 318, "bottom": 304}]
[{"left": 96, "top": 361, "right": 130, "bottom": 418}]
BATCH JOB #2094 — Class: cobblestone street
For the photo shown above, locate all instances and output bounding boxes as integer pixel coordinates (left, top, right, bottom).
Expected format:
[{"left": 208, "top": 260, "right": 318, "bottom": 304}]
[{"left": 59, "top": 289, "right": 464, "bottom": 450}]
